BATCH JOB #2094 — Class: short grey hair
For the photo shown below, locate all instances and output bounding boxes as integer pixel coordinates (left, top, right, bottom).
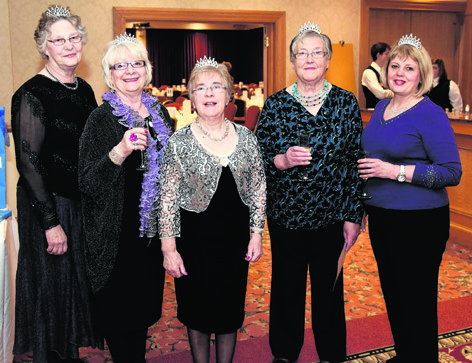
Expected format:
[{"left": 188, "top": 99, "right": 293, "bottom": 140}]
[
  {"left": 34, "top": 5, "right": 88, "bottom": 60},
  {"left": 289, "top": 30, "right": 332, "bottom": 63}
]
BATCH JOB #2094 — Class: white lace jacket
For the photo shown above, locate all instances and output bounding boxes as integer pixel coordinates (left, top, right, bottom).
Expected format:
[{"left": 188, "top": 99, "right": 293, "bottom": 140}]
[{"left": 158, "top": 123, "right": 266, "bottom": 238}]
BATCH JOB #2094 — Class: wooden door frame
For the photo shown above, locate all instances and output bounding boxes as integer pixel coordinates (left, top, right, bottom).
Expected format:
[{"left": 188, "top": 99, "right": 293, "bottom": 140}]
[
  {"left": 359, "top": 0, "right": 467, "bottom": 107},
  {"left": 113, "top": 7, "right": 286, "bottom": 96}
]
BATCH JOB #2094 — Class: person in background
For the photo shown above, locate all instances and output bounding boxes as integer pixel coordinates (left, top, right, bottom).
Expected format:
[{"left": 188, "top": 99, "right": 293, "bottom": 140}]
[
  {"left": 11, "top": 5, "right": 102, "bottom": 362},
  {"left": 362, "top": 42, "right": 394, "bottom": 108},
  {"left": 358, "top": 34, "right": 462, "bottom": 362},
  {"left": 158, "top": 57, "right": 266, "bottom": 363},
  {"left": 427, "top": 58, "right": 463, "bottom": 112},
  {"left": 79, "top": 34, "right": 173, "bottom": 362},
  {"left": 256, "top": 22, "right": 363, "bottom": 363}
]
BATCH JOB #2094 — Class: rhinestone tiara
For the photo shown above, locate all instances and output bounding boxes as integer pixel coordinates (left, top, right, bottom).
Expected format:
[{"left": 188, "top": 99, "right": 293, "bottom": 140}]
[
  {"left": 194, "top": 56, "right": 219, "bottom": 69},
  {"left": 398, "top": 33, "right": 422, "bottom": 50},
  {"left": 298, "top": 21, "right": 321, "bottom": 36},
  {"left": 46, "top": 5, "right": 70, "bottom": 17},
  {"left": 113, "top": 33, "right": 139, "bottom": 46}
]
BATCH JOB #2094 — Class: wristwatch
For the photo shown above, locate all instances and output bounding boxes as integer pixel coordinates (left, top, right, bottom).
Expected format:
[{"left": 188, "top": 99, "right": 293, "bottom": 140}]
[{"left": 396, "top": 165, "right": 406, "bottom": 183}]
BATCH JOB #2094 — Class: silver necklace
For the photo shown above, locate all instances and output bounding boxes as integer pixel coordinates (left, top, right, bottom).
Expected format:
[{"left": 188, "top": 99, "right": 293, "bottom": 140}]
[
  {"left": 44, "top": 64, "right": 78, "bottom": 90},
  {"left": 195, "top": 117, "right": 229, "bottom": 141},
  {"left": 390, "top": 101, "right": 413, "bottom": 117}
]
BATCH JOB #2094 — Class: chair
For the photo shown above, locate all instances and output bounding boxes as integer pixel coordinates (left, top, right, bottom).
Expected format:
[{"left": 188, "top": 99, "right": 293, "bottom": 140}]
[
  {"left": 157, "top": 96, "right": 167, "bottom": 104},
  {"left": 233, "top": 98, "right": 246, "bottom": 124},
  {"left": 164, "top": 102, "right": 182, "bottom": 111},
  {"left": 244, "top": 105, "right": 261, "bottom": 132},
  {"left": 224, "top": 102, "right": 237, "bottom": 121},
  {"left": 175, "top": 96, "right": 187, "bottom": 104},
  {"left": 159, "top": 85, "right": 169, "bottom": 91}
]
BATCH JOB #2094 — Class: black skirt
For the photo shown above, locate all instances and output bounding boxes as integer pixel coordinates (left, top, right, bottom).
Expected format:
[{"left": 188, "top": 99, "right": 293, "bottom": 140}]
[
  {"left": 175, "top": 166, "right": 250, "bottom": 334},
  {"left": 13, "top": 188, "right": 102, "bottom": 362}
]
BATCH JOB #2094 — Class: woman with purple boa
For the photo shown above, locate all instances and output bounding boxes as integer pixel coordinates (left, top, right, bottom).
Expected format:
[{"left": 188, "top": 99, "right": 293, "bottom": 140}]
[{"left": 78, "top": 34, "right": 173, "bottom": 363}]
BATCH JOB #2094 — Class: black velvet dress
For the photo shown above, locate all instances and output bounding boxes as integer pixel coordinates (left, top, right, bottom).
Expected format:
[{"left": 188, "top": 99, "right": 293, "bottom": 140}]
[
  {"left": 175, "top": 166, "right": 250, "bottom": 334},
  {"left": 11, "top": 75, "right": 103, "bottom": 362}
]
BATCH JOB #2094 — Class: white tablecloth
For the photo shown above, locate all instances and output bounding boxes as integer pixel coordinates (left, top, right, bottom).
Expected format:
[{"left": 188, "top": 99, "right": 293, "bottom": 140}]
[{"left": 0, "top": 212, "right": 19, "bottom": 363}]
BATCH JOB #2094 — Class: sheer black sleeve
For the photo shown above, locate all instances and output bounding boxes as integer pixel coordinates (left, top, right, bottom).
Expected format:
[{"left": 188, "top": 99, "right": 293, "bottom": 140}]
[{"left": 11, "top": 90, "right": 59, "bottom": 230}]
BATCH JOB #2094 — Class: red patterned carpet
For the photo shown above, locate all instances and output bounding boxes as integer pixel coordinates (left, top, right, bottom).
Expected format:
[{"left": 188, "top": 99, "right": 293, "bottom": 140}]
[{"left": 14, "top": 223, "right": 472, "bottom": 363}]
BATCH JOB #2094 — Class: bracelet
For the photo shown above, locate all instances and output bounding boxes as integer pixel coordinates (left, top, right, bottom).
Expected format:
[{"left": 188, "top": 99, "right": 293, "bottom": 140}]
[
  {"left": 109, "top": 147, "right": 125, "bottom": 166},
  {"left": 251, "top": 229, "right": 263, "bottom": 235}
]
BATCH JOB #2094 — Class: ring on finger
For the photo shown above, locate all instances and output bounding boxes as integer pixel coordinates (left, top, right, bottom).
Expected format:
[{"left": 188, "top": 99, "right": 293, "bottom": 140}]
[
  {"left": 133, "top": 141, "right": 139, "bottom": 151},
  {"left": 129, "top": 133, "right": 138, "bottom": 142}
]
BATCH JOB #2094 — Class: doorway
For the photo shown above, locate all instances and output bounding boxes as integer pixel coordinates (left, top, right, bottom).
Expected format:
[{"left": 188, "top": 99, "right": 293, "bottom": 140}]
[{"left": 113, "top": 7, "right": 286, "bottom": 97}]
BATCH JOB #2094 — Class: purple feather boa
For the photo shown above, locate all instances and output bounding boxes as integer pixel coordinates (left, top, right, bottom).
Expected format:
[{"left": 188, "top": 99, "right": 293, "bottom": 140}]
[{"left": 103, "top": 91, "right": 171, "bottom": 238}]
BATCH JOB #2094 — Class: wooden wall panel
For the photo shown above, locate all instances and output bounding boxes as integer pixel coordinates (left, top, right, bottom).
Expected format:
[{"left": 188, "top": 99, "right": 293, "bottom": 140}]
[{"left": 412, "top": 11, "right": 461, "bottom": 82}]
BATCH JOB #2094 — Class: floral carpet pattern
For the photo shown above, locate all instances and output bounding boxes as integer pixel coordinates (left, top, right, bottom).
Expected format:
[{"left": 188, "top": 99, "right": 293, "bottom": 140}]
[{"left": 14, "top": 223, "right": 472, "bottom": 362}]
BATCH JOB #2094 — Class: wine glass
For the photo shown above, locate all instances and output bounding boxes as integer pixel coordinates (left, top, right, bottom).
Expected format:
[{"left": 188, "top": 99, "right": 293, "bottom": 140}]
[
  {"left": 132, "top": 120, "right": 148, "bottom": 171},
  {"left": 358, "top": 150, "right": 372, "bottom": 200},
  {"left": 298, "top": 134, "right": 312, "bottom": 182}
]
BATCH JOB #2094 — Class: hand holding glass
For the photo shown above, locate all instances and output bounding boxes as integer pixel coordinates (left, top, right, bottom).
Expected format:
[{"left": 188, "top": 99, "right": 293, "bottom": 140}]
[
  {"left": 298, "top": 134, "right": 312, "bottom": 182},
  {"left": 132, "top": 120, "right": 148, "bottom": 171},
  {"left": 358, "top": 150, "right": 372, "bottom": 199}
]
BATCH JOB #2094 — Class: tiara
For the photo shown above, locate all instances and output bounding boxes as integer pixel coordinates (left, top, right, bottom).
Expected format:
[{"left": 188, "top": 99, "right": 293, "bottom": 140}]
[
  {"left": 398, "top": 33, "right": 422, "bottom": 50},
  {"left": 46, "top": 5, "right": 70, "bottom": 17},
  {"left": 298, "top": 21, "right": 321, "bottom": 36},
  {"left": 113, "top": 33, "right": 139, "bottom": 46},
  {"left": 194, "top": 56, "right": 218, "bottom": 69}
]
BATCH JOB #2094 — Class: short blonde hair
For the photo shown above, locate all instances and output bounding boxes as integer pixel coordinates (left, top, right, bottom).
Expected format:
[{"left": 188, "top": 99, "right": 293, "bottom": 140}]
[
  {"left": 34, "top": 5, "right": 88, "bottom": 59},
  {"left": 101, "top": 40, "right": 153, "bottom": 91},
  {"left": 381, "top": 42, "right": 433, "bottom": 97},
  {"left": 187, "top": 63, "right": 234, "bottom": 103}
]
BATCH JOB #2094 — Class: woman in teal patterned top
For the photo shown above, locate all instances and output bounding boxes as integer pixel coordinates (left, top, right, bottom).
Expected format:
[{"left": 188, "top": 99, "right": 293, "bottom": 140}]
[{"left": 255, "top": 22, "right": 363, "bottom": 363}]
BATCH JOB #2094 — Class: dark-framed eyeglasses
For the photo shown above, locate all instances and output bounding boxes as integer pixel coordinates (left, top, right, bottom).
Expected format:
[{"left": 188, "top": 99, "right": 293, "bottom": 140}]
[
  {"left": 47, "top": 35, "right": 82, "bottom": 46},
  {"left": 192, "top": 85, "right": 226, "bottom": 95},
  {"left": 295, "top": 50, "right": 327, "bottom": 59},
  {"left": 109, "top": 60, "right": 146, "bottom": 71}
]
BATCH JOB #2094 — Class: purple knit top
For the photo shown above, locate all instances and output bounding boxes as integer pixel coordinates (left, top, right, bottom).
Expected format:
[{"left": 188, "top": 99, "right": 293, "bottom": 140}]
[{"left": 362, "top": 97, "right": 461, "bottom": 210}]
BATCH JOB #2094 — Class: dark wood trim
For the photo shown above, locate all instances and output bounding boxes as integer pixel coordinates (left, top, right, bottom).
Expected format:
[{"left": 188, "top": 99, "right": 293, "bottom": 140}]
[{"left": 113, "top": 7, "right": 286, "bottom": 96}]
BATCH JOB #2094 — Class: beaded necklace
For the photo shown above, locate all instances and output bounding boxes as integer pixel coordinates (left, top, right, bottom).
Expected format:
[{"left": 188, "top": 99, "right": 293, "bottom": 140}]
[
  {"left": 195, "top": 117, "right": 230, "bottom": 141},
  {"left": 44, "top": 64, "right": 78, "bottom": 90},
  {"left": 292, "top": 79, "right": 329, "bottom": 107}
]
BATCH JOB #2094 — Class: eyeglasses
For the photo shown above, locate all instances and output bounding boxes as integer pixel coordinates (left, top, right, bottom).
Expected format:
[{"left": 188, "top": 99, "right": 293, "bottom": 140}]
[
  {"left": 192, "top": 85, "right": 226, "bottom": 95},
  {"left": 47, "top": 35, "right": 82, "bottom": 46},
  {"left": 109, "top": 60, "right": 146, "bottom": 71},
  {"left": 295, "top": 50, "right": 327, "bottom": 59}
]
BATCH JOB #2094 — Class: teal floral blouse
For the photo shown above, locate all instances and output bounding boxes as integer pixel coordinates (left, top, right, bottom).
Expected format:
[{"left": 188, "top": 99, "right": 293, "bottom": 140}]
[{"left": 255, "top": 85, "right": 364, "bottom": 230}]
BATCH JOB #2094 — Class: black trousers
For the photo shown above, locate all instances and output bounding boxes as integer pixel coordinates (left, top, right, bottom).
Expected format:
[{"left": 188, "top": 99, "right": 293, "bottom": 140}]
[
  {"left": 268, "top": 219, "right": 347, "bottom": 362},
  {"left": 366, "top": 205, "right": 449, "bottom": 363}
]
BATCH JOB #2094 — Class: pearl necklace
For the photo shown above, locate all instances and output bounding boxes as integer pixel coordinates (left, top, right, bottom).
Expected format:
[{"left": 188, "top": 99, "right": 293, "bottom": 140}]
[
  {"left": 44, "top": 64, "right": 78, "bottom": 90},
  {"left": 195, "top": 117, "right": 230, "bottom": 141},
  {"left": 292, "top": 80, "right": 329, "bottom": 107}
]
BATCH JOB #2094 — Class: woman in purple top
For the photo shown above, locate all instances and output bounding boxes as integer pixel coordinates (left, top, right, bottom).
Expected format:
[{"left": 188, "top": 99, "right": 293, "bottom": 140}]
[{"left": 358, "top": 34, "right": 461, "bottom": 362}]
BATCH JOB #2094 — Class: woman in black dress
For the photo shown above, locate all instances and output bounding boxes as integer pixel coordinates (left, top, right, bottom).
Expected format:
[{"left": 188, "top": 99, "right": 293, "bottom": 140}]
[
  {"left": 11, "top": 5, "right": 102, "bottom": 362},
  {"left": 158, "top": 57, "right": 266, "bottom": 363},
  {"left": 78, "top": 34, "right": 173, "bottom": 363}
]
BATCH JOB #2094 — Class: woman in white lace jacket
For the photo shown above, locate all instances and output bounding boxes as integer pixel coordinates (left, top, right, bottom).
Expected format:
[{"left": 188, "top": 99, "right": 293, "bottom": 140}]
[{"left": 158, "top": 58, "right": 266, "bottom": 363}]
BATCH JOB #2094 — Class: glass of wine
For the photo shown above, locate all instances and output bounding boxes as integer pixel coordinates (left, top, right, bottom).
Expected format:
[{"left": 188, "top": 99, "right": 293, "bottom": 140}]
[
  {"left": 358, "top": 150, "right": 372, "bottom": 200},
  {"left": 298, "top": 134, "right": 312, "bottom": 182},
  {"left": 132, "top": 120, "right": 148, "bottom": 171}
]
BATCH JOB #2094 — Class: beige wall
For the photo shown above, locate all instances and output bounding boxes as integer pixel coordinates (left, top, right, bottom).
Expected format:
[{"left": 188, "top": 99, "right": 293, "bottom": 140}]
[{"left": 0, "top": 0, "right": 467, "bottom": 215}]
